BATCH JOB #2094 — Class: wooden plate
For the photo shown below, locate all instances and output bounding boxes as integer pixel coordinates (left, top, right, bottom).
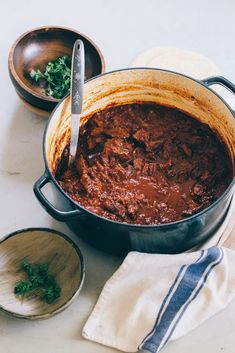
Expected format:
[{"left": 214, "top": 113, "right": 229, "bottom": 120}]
[{"left": 0, "top": 228, "right": 85, "bottom": 319}]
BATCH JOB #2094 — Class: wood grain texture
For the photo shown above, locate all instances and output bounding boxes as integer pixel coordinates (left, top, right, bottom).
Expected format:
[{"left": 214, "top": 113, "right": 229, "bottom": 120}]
[
  {"left": 17, "top": 92, "right": 50, "bottom": 117},
  {"left": 0, "top": 228, "right": 85, "bottom": 319},
  {"left": 8, "top": 26, "right": 105, "bottom": 111}
]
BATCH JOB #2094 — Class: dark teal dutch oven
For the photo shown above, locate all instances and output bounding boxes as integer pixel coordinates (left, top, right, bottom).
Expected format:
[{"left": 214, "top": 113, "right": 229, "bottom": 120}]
[{"left": 34, "top": 68, "right": 235, "bottom": 256}]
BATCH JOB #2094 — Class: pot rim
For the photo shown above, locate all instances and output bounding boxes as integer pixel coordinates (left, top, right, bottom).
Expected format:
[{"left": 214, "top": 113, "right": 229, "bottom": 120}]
[{"left": 42, "top": 67, "right": 235, "bottom": 229}]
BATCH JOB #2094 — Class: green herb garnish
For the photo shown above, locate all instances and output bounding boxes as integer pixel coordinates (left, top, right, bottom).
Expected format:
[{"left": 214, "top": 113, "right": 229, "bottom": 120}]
[
  {"left": 30, "top": 55, "right": 72, "bottom": 99},
  {"left": 14, "top": 258, "right": 61, "bottom": 304}
]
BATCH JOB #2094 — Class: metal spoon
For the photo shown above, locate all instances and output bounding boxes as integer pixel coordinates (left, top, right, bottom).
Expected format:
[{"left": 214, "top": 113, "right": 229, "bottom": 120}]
[{"left": 69, "top": 39, "right": 85, "bottom": 167}]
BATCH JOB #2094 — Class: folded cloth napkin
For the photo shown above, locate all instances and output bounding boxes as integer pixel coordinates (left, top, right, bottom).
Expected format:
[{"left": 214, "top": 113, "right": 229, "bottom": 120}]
[{"left": 83, "top": 247, "right": 235, "bottom": 353}]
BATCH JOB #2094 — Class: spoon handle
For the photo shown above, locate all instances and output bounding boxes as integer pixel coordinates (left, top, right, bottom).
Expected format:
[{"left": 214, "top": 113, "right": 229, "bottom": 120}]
[{"left": 69, "top": 39, "right": 85, "bottom": 166}]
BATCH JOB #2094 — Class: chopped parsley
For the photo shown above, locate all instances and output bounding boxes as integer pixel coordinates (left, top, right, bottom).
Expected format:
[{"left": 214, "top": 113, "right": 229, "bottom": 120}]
[
  {"left": 30, "top": 55, "right": 72, "bottom": 99},
  {"left": 14, "top": 258, "right": 61, "bottom": 304}
]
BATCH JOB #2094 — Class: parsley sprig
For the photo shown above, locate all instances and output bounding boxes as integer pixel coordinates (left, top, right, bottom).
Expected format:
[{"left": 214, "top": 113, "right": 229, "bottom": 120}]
[
  {"left": 30, "top": 55, "right": 72, "bottom": 99},
  {"left": 14, "top": 258, "right": 61, "bottom": 304}
]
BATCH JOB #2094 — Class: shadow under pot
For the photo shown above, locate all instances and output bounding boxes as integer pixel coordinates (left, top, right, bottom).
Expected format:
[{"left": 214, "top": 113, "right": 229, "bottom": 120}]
[{"left": 34, "top": 69, "right": 235, "bottom": 256}]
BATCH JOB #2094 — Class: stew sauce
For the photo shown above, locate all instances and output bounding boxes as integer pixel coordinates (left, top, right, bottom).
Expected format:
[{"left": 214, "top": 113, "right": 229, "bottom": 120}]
[{"left": 56, "top": 104, "right": 232, "bottom": 225}]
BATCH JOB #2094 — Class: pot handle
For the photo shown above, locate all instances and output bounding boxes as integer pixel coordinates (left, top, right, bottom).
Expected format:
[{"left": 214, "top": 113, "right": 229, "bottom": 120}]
[
  {"left": 202, "top": 76, "right": 235, "bottom": 93},
  {"left": 33, "top": 171, "right": 83, "bottom": 222},
  {"left": 202, "top": 76, "right": 235, "bottom": 112}
]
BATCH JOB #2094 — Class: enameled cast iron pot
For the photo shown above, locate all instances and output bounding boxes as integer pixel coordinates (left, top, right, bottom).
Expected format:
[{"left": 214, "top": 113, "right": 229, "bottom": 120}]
[{"left": 34, "top": 69, "right": 235, "bottom": 256}]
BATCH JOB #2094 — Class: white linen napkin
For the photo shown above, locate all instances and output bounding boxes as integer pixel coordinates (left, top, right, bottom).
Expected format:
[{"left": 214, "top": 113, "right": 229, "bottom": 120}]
[{"left": 83, "top": 247, "right": 235, "bottom": 352}]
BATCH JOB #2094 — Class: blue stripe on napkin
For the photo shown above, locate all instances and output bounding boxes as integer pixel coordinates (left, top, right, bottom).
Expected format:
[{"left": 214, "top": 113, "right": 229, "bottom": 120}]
[
  {"left": 140, "top": 247, "right": 223, "bottom": 353},
  {"left": 144, "top": 249, "right": 205, "bottom": 341}
]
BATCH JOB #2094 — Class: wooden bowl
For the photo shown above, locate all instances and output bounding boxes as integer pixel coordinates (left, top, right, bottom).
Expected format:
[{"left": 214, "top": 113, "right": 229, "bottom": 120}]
[
  {"left": 0, "top": 228, "right": 85, "bottom": 319},
  {"left": 8, "top": 26, "right": 105, "bottom": 111},
  {"left": 17, "top": 92, "right": 51, "bottom": 117}
]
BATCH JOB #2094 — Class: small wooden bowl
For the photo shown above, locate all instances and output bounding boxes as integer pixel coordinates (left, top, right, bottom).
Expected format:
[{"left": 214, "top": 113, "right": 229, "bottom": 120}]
[
  {"left": 8, "top": 26, "right": 105, "bottom": 111},
  {"left": 17, "top": 92, "right": 51, "bottom": 117},
  {"left": 0, "top": 228, "right": 85, "bottom": 319}
]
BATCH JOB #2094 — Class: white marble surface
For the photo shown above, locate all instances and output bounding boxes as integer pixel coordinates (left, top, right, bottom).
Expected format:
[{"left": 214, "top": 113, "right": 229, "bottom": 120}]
[{"left": 0, "top": 0, "right": 235, "bottom": 352}]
